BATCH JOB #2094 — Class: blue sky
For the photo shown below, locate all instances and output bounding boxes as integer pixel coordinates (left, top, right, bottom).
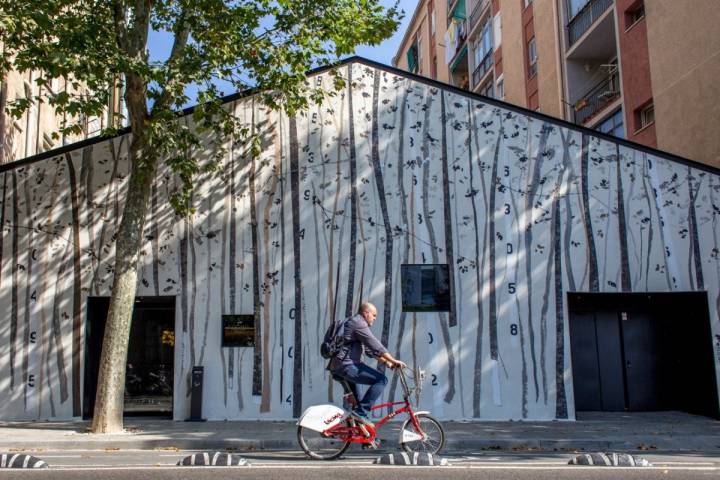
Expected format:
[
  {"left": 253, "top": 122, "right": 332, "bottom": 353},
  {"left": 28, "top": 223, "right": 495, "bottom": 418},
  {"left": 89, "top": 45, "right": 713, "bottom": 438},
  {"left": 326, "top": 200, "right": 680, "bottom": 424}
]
[
  {"left": 148, "top": 0, "right": 418, "bottom": 105},
  {"left": 353, "top": 0, "right": 417, "bottom": 65}
]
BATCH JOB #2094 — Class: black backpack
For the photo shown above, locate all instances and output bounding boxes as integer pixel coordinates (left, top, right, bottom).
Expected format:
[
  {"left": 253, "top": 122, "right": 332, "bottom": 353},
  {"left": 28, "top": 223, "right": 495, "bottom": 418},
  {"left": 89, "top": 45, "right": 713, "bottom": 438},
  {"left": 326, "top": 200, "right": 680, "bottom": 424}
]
[{"left": 320, "top": 316, "right": 350, "bottom": 359}]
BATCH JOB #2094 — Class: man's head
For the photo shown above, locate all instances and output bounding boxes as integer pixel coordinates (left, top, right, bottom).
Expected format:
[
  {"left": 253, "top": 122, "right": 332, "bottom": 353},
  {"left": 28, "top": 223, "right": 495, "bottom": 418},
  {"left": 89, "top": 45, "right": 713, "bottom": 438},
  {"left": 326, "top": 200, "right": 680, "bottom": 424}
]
[{"left": 359, "top": 302, "right": 378, "bottom": 326}]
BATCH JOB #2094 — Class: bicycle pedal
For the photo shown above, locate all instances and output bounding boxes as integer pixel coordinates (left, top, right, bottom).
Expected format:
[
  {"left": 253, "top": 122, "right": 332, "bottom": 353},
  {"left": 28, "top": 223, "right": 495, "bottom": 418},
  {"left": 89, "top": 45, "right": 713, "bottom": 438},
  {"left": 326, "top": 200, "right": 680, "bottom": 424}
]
[{"left": 362, "top": 439, "right": 381, "bottom": 450}]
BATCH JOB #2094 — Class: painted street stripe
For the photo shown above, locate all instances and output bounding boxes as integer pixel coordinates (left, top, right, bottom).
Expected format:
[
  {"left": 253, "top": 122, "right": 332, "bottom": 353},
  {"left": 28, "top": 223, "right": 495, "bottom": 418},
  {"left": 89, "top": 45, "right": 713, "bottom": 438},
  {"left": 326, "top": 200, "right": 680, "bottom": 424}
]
[{"left": 43, "top": 465, "right": 719, "bottom": 471}]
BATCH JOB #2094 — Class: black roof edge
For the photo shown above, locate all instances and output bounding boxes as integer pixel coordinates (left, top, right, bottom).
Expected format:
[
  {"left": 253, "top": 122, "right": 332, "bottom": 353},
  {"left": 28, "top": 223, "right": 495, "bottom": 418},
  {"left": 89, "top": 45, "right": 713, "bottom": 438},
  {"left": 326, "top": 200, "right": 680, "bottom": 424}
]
[{"left": 3, "top": 55, "right": 718, "bottom": 176}]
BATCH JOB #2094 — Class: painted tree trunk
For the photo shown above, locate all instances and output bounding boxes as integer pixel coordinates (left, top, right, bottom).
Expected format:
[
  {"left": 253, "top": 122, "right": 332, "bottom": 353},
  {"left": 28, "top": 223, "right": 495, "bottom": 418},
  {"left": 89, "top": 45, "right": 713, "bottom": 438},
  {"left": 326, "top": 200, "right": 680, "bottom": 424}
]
[
  {"left": 345, "top": 67, "right": 358, "bottom": 319},
  {"left": 371, "top": 72, "right": 394, "bottom": 361},
  {"left": 289, "top": 116, "right": 303, "bottom": 418}
]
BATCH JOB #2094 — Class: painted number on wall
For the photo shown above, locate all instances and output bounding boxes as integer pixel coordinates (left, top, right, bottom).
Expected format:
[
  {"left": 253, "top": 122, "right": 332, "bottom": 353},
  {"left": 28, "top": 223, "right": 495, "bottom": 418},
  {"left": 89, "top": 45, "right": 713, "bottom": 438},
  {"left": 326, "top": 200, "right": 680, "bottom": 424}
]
[{"left": 510, "top": 324, "right": 518, "bottom": 336}]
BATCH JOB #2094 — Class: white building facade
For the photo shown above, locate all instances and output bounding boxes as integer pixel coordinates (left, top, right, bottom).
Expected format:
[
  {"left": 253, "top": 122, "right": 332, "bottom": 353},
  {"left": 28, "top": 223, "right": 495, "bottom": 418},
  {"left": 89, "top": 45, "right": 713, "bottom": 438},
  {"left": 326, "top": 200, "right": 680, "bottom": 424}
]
[{"left": 0, "top": 59, "right": 718, "bottom": 422}]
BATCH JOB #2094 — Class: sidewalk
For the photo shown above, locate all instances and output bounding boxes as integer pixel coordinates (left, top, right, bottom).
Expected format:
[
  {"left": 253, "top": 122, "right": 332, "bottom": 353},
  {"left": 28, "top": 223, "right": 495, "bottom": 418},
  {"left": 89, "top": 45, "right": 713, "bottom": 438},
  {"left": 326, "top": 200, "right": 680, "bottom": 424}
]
[{"left": 1, "top": 412, "right": 718, "bottom": 453}]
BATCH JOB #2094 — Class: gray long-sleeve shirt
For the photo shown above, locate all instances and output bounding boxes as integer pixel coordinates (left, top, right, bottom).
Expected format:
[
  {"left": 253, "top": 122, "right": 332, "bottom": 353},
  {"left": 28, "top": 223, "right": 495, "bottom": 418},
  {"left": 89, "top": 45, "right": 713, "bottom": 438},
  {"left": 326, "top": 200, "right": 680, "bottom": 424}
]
[{"left": 329, "top": 314, "right": 388, "bottom": 371}]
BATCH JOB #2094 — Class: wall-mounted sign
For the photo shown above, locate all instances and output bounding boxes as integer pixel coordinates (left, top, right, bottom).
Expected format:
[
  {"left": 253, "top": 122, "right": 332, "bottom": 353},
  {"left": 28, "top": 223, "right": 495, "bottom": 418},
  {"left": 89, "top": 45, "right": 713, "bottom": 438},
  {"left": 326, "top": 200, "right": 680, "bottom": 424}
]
[
  {"left": 401, "top": 264, "right": 451, "bottom": 312},
  {"left": 222, "top": 315, "right": 255, "bottom": 347}
]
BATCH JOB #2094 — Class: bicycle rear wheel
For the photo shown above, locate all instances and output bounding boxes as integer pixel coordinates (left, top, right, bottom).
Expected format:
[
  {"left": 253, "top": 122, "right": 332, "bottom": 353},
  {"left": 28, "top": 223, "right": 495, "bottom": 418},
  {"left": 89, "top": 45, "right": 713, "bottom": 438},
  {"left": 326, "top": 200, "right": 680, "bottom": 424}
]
[
  {"left": 400, "top": 413, "right": 445, "bottom": 455},
  {"left": 297, "top": 425, "right": 351, "bottom": 460}
]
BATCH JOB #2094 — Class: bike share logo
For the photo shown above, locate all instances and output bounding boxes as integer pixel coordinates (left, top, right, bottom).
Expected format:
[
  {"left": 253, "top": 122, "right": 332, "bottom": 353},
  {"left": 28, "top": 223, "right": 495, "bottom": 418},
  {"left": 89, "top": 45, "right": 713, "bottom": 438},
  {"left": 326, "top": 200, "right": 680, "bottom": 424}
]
[{"left": 324, "top": 412, "right": 343, "bottom": 424}]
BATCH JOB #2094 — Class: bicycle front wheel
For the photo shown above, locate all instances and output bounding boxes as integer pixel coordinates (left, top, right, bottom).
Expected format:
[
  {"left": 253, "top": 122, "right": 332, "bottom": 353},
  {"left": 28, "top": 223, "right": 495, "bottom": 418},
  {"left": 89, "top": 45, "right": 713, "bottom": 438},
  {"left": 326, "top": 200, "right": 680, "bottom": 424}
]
[
  {"left": 400, "top": 413, "right": 445, "bottom": 455},
  {"left": 297, "top": 425, "right": 350, "bottom": 460}
]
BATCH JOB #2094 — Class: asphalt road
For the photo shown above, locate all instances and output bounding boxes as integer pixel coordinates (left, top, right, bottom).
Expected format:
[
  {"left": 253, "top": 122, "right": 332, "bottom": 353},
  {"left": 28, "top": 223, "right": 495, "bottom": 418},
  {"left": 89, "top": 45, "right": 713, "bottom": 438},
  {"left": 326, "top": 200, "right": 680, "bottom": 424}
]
[
  {"left": 0, "top": 465, "right": 719, "bottom": 480},
  {"left": 0, "top": 450, "right": 718, "bottom": 479}
]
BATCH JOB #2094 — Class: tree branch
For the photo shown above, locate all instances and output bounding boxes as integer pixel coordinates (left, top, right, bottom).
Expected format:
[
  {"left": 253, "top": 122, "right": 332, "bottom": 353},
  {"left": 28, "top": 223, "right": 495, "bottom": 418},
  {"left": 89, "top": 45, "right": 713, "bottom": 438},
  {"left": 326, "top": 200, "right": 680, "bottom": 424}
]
[{"left": 151, "top": 13, "right": 191, "bottom": 115}]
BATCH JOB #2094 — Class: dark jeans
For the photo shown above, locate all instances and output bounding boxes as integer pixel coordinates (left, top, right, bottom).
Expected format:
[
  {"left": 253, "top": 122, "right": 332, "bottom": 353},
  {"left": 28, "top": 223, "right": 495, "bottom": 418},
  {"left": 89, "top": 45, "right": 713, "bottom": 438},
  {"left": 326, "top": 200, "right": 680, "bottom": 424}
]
[{"left": 332, "top": 363, "right": 388, "bottom": 417}]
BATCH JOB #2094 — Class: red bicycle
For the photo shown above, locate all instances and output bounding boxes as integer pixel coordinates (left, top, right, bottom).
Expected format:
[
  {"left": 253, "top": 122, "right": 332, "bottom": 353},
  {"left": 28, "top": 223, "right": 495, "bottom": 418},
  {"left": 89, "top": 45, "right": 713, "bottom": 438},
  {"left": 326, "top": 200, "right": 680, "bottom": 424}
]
[{"left": 297, "top": 367, "right": 445, "bottom": 460}]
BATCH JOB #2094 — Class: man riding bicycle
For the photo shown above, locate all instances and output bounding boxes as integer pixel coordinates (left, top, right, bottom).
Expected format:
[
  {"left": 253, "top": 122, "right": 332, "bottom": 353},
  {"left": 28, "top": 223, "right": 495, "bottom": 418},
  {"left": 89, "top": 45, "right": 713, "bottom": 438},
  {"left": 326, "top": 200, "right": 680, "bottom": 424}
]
[{"left": 328, "top": 302, "right": 406, "bottom": 426}]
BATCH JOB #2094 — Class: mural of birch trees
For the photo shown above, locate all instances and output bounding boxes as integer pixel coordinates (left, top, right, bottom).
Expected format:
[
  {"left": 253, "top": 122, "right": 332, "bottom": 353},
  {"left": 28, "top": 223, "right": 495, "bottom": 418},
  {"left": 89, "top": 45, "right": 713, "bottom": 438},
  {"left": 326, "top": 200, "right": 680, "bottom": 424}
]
[{"left": 0, "top": 60, "right": 719, "bottom": 421}]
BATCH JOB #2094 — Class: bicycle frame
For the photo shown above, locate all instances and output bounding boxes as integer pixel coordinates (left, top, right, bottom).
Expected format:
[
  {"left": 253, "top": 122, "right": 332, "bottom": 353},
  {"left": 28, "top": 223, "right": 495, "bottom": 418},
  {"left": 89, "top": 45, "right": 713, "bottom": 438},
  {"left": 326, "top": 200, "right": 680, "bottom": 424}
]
[{"left": 321, "top": 368, "right": 423, "bottom": 444}]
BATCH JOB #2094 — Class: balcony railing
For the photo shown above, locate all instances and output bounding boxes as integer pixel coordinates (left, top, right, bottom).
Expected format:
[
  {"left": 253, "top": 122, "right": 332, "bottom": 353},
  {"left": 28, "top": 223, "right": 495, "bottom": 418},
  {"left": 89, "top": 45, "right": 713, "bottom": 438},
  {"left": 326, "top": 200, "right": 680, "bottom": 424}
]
[
  {"left": 472, "top": 50, "right": 493, "bottom": 87},
  {"left": 573, "top": 72, "right": 620, "bottom": 124},
  {"left": 567, "top": 0, "right": 613, "bottom": 46},
  {"left": 469, "top": 0, "right": 490, "bottom": 32}
]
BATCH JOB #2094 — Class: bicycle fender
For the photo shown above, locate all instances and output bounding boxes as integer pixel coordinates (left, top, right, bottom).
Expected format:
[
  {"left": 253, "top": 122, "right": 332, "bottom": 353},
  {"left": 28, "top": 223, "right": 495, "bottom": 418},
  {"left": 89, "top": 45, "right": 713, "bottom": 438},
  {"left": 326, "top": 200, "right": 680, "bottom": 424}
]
[{"left": 297, "top": 404, "right": 347, "bottom": 432}]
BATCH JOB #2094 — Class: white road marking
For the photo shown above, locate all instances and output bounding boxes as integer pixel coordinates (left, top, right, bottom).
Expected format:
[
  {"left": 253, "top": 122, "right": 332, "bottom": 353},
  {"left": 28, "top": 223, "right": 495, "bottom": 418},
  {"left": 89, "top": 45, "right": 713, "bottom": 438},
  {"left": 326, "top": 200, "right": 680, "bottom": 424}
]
[
  {"left": 32, "top": 455, "right": 83, "bottom": 458},
  {"left": 40, "top": 464, "right": 720, "bottom": 471}
]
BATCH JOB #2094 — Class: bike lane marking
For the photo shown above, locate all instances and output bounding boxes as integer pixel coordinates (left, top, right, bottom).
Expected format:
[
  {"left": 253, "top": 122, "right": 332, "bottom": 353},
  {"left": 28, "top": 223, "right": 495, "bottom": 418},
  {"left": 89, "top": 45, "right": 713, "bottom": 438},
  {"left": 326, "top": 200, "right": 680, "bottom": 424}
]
[{"left": 42, "top": 464, "right": 720, "bottom": 471}]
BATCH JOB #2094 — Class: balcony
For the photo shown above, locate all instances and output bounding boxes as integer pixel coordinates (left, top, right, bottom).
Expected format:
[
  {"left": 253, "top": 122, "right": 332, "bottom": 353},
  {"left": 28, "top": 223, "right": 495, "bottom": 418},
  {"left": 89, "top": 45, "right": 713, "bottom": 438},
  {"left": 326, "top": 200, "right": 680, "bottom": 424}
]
[
  {"left": 447, "top": 19, "right": 469, "bottom": 67},
  {"left": 573, "top": 71, "right": 620, "bottom": 124},
  {"left": 472, "top": 50, "right": 493, "bottom": 89},
  {"left": 567, "top": 0, "right": 613, "bottom": 47},
  {"left": 468, "top": 0, "right": 490, "bottom": 35}
]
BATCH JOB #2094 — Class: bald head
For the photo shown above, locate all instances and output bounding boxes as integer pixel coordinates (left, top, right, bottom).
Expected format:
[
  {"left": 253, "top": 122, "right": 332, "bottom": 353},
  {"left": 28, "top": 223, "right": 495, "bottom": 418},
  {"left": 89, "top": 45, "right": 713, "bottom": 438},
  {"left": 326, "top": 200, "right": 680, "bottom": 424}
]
[{"left": 358, "top": 302, "right": 378, "bottom": 326}]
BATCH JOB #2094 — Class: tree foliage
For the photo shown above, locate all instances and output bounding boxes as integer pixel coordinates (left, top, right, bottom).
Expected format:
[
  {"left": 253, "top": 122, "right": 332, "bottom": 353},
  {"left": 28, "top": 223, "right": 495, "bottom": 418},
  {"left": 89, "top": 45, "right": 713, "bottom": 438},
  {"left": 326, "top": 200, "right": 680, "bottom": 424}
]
[
  {"left": 1, "top": 0, "right": 400, "bottom": 210},
  {"left": 0, "top": 0, "right": 400, "bottom": 432}
]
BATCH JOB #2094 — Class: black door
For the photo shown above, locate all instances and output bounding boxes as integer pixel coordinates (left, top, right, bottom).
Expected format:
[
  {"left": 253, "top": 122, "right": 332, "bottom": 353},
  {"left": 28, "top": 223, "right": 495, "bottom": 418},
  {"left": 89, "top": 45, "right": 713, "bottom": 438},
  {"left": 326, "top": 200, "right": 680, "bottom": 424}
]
[
  {"left": 569, "top": 310, "right": 625, "bottom": 411},
  {"left": 568, "top": 292, "right": 719, "bottom": 418},
  {"left": 621, "top": 311, "right": 662, "bottom": 411},
  {"left": 84, "top": 297, "right": 176, "bottom": 419},
  {"left": 569, "top": 312, "right": 602, "bottom": 411}
]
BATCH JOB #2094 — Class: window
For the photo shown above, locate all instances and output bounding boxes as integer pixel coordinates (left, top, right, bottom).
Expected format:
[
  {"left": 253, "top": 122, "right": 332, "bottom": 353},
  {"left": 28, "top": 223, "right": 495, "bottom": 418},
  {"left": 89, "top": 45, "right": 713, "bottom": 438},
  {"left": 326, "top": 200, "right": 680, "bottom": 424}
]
[
  {"left": 568, "top": 0, "right": 590, "bottom": 19},
  {"left": 625, "top": 1, "right": 645, "bottom": 29},
  {"left": 473, "top": 20, "right": 493, "bottom": 68},
  {"left": 637, "top": 102, "right": 654, "bottom": 130},
  {"left": 480, "top": 80, "right": 494, "bottom": 98},
  {"left": 222, "top": 315, "right": 255, "bottom": 347},
  {"left": 431, "top": 11, "right": 436, "bottom": 36},
  {"left": 401, "top": 264, "right": 452, "bottom": 312},
  {"left": 406, "top": 43, "right": 419, "bottom": 73},
  {"left": 527, "top": 37, "right": 538, "bottom": 78},
  {"left": 416, "top": 31, "right": 423, "bottom": 73},
  {"left": 42, "top": 133, "right": 54, "bottom": 152},
  {"left": 597, "top": 109, "right": 625, "bottom": 139},
  {"left": 524, "top": 0, "right": 533, "bottom": 8},
  {"left": 496, "top": 78, "right": 505, "bottom": 100}
]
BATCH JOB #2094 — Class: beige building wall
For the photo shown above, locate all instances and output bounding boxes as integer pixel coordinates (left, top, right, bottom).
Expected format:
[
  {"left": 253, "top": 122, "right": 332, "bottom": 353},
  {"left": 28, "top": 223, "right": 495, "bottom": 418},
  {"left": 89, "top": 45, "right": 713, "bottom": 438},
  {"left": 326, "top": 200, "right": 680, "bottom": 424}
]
[
  {"left": 1, "top": 59, "right": 121, "bottom": 164},
  {"left": 645, "top": 0, "right": 720, "bottom": 167},
  {"left": 393, "top": 0, "right": 449, "bottom": 83},
  {"left": 1, "top": 70, "right": 73, "bottom": 163},
  {"left": 533, "top": 0, "right": 564, "bottom": 118},
  {"left": 498, "top": 0, "right": 527, "bottom": 108}
]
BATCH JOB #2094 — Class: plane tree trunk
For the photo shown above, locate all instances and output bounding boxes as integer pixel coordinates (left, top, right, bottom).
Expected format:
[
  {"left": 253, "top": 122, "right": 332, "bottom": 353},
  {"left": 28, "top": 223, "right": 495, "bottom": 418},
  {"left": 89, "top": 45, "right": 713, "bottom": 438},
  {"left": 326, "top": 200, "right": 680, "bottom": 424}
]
[{"left": 90, "top": 129, "right": 157, "bottom": 433}]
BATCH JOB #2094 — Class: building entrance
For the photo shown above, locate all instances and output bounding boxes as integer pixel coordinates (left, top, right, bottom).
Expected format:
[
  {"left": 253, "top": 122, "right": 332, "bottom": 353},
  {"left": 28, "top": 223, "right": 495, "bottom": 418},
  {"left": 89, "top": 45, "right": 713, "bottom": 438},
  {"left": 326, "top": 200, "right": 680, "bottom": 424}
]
[
  {"left": 83, "top": 296, "right": 176, "bottom": 419},
  {"left": 568, "top": 292, "right": 719, "bottom": 419}
]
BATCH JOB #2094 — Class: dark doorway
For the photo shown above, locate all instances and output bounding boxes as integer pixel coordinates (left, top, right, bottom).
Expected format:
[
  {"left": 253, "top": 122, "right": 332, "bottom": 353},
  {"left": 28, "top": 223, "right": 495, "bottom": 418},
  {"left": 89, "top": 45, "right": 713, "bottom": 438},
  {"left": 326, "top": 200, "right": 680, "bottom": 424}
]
[
  {"left": 568, "top": 292, "right": 719, "bottom": 419},
  {"left": 84, "top": 296, "right": 176, "bottom": 419}
]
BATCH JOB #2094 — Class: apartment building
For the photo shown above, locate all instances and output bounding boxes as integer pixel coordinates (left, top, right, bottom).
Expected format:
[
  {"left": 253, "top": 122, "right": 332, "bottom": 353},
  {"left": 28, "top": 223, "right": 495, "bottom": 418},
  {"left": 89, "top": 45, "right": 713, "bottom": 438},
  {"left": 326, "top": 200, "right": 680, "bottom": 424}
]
[
  {"left": 394, "top": 0, "right": 720, "bottom": 167},
  {"left": 0, "top": 70, "right": 125, "bottom": 165},
  {"left": 393, "top": 0, "right": 451, "bottom": 83}
]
